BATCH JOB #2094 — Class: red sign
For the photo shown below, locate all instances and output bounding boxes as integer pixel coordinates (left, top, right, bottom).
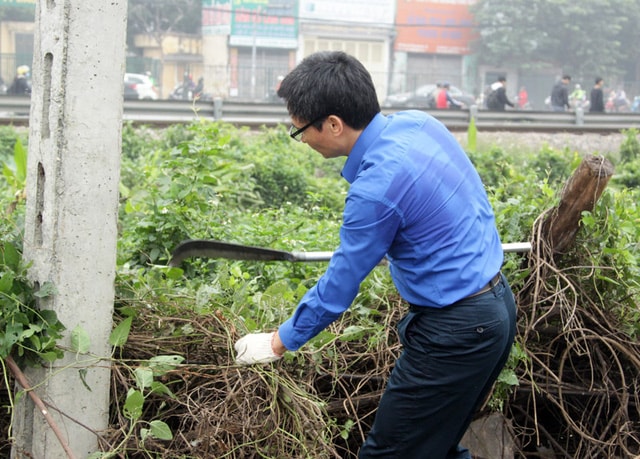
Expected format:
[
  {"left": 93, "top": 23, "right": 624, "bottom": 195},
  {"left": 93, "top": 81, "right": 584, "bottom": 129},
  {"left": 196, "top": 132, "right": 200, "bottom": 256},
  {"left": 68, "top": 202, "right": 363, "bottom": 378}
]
[{"left": 395, "top": 1, "right": 478, "bottom": 55}]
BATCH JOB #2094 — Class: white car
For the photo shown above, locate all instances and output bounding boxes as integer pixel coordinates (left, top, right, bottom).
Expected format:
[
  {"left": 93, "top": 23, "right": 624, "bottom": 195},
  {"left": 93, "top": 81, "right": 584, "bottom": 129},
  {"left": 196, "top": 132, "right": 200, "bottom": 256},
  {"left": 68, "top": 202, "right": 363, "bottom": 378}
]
[{"left": 124, "top": 73, "right": 159, "bottom": 100}]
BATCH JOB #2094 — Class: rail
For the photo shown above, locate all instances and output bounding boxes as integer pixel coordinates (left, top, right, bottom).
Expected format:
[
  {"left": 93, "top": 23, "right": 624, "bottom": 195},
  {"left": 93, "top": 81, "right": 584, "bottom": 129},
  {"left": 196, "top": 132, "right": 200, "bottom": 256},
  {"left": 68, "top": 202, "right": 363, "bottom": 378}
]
[{"left": 1, "top": 95, "right": 639, "bottom": 133}]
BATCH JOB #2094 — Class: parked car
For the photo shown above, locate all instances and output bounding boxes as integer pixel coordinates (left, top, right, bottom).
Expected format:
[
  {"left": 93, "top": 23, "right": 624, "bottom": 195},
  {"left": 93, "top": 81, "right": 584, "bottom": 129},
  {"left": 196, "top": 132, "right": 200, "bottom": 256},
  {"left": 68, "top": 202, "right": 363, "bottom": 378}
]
[
  {"left": 384, "top": 84, "right": 476, "bottom": 109},
  {"left": 123, "top": 81, "right": 139, "bottom": 100},
  {"left": 123, "top": 73, "right": 159, "bottom": 100}
]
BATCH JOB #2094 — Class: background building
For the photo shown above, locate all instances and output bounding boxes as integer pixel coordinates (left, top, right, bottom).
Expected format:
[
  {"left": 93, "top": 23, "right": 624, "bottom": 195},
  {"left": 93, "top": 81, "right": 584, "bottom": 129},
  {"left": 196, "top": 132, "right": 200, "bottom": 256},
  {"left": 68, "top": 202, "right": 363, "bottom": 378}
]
[{"left": 2, "top": 0, "right": 638, "bottom": 110}]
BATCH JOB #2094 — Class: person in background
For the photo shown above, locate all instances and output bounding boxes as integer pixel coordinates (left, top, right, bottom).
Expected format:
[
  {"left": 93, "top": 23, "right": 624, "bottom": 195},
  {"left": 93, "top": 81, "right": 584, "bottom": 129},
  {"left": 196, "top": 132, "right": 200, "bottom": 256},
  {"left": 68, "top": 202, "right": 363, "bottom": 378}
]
[
  {"left": 486, "top": 76, "right": 514, "bottom": 111},
  {"left": 569, "top": 83, "right": 587, "bottom": 109},
  {"left": 427, "top": 82, "right": 443, "bottom": 109},
  {"left": 612, "top": 87, "right": 630, "bottom": 112},
  {"left": 145, "top": 70, "right": 155, "bottom": 86},
  {"left": 7, "top": 65, "right": 31, "bottom": 96},
  {"left": 435, "top": 82, "right": 463, "bottom": 109},
  {"left": 550, "top": 75, "right": 571, "bottom": 111},
  {"left": 182, "top": 72, "right": 195, "bottom": 100},
  {"left": 233, "top": 50, "right": 516, "bottom": 459},
  {"left": 268, "top": 75, "right": 285, "bottom": 103},
  {"left": 589, "top": 77, "right": 605, "bottom": 113},
  {"left": 193, "top": 77, "right": 204, "bottom": 99},
  {"left": 517, "top": 86, "right": 529, "bottom": 110}
]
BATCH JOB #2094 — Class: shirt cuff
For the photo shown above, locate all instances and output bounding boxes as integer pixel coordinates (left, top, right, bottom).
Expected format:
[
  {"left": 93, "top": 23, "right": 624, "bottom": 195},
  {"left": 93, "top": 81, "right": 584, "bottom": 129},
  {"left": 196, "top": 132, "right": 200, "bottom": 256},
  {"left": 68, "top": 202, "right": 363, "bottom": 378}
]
[{"left": 277, "top": 318, "right": 303, "bottom": 351}]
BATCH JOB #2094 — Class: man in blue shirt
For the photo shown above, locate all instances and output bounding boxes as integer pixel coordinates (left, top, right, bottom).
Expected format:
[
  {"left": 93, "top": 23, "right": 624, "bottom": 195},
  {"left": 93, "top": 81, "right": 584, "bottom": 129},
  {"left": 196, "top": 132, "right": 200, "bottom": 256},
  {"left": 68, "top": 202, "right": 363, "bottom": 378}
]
[{"left": 234, "top": 51, "right": 517, "bottom": 459}]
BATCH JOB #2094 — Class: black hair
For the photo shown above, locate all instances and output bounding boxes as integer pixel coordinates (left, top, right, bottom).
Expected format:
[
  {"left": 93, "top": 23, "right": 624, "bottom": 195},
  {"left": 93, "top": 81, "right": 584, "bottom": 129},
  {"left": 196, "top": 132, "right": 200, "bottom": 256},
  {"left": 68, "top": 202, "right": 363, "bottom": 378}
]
[
  {"left": 563, "top": 74, "right": 572, "bottom": 81},
  {"left": 498, "top": 76, "right": 506, "bottom": 82},
  {"left": 595, "top": 77, "right": 603, "bottom": 85},
  {"left": 277, "top": 51, "right": 380, "bottom": 130}
]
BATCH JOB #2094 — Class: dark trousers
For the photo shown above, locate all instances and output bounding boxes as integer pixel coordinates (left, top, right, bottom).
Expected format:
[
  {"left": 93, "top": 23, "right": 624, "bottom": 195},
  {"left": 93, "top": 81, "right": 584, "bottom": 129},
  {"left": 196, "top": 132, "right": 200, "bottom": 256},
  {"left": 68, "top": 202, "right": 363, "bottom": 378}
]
[{"left": 358, "top": 273, "right": 517, "bottom": 459}]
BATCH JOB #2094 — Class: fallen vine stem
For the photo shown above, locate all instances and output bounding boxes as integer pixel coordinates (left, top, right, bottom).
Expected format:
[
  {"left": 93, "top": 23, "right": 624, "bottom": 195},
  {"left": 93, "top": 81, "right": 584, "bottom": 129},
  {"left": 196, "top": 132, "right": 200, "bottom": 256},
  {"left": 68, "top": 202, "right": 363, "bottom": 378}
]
[{"left": 5, "top": 355, "right": 78, "bottom": 459}]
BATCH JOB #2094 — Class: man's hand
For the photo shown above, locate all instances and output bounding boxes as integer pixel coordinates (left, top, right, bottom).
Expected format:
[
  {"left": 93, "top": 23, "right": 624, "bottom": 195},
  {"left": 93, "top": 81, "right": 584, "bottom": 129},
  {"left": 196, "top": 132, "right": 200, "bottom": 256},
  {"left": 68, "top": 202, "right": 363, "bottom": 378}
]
[{"left": 234, "top": 332, "right": 283, "bottom": 365}]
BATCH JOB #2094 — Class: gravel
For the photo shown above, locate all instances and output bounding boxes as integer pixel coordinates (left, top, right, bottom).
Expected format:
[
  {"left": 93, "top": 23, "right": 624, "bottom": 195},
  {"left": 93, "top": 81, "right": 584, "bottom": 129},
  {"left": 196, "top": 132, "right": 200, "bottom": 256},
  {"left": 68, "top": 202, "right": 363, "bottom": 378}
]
[{"left": 453, "top": 131, "right": 628, "bottom": 157}]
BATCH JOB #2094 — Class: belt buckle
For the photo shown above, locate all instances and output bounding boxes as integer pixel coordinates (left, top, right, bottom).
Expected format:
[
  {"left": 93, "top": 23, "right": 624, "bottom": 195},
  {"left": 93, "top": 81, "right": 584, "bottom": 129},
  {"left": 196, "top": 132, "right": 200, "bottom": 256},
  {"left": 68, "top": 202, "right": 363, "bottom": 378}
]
[
  {"left": 468, "top": 272, "right": 500, "bottom": 299},
  {"left": 488, "top": 272, "right": 501, "bottom": 289}
]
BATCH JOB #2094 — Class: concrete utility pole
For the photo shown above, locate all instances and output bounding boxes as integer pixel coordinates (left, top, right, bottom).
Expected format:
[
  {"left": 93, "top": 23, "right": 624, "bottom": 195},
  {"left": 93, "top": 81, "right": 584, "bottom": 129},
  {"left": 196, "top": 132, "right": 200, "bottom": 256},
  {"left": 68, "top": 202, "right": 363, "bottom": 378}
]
[{"left": 12, "top": 1, "right": 127, "bottom": 457}]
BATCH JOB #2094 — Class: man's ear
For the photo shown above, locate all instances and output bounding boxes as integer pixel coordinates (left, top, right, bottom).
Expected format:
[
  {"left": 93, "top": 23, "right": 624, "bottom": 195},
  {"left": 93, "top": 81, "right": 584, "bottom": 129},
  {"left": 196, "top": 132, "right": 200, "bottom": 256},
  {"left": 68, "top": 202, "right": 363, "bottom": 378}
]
[{"left": 326, "top": 115, "right": 344, "bottom": 136}]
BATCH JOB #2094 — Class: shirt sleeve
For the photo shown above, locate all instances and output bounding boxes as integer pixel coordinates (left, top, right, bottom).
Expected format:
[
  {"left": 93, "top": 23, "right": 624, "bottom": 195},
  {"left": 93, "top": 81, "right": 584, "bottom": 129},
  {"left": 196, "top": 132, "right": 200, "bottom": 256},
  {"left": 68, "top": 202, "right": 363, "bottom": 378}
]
[{"left": 278, "top": 193, "right": 401, "bottom": 351}]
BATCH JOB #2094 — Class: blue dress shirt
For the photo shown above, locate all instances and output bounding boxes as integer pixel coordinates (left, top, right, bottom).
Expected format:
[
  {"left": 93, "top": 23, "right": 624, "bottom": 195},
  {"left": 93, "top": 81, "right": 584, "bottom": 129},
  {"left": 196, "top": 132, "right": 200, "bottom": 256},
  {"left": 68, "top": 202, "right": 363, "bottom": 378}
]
[{"left": 278, "top": 110, "right": 504, "bottom": 351}]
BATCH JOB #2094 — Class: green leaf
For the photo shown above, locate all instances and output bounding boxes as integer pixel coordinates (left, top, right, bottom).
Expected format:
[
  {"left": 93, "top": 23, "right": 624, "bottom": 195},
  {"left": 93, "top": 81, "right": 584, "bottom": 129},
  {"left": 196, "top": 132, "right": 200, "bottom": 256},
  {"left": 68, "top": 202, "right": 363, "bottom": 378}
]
[
  {"left": 71, "top": 325, "right": 91, "bottom": 353},
  {"left": 0, "top": 271, "right": 15, "bottom": 294},
  {"left": 140, "top": 427, "right": 151, "bottom": 443},
  {"left": 150, "top": 381, "right": 176, "bottom": 398},
  {"left": 38, "top": 309, "right": 61, "bottom": 327},
  {"left": 109, "top": 317, "right": 132, "bottom": 347},
  {"left": 308, "top": 330, "right": 335, "bottom": 348},
  {"left": 148, "top": 355, "right": 184, "bottom": 375},
  {"left": 163, "top": 266, "right": 184, "bottom": 280},
  {"left": 1, "top": 322, "right": 23, "bottom": 357},
  {"left": 22, "top": 324, "right": 40, "bottom": 338},
  {"left": 13, "top": 138, "right": 27, "bottom": 184},
  {"left": 149, "top": 420, "right": 173, "bottom": 440},
  {"left": 339, "top": 325, "right": 365, "bottom": 342},
  {"left": 123, "top": 389, "right": 144, "bottom": 421},
  {"left": 39, "top": 350, "right": 64, "bottom": 362},
  {"left": 1, "top": 241, "right": 20, "bottom": 271},
  {"left": 497, "top": 369, "right": 520, "bottom": 386},
  {"left": 134, "top": 367, "right": 154, "bottom": 390},
  {"left": 340, "top": 419, "right": 354, "bottom": 440},
  {"left": 34, "top": 281, "right": 57, "bottom": 299},
  {"left": 28, "top": 334, "right": 41, "bottom": 350}
]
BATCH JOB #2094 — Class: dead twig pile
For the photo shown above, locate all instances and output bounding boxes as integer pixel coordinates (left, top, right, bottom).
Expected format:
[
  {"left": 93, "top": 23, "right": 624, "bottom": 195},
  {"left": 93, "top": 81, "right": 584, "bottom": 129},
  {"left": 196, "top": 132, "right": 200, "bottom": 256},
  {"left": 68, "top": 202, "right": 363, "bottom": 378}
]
[
  {"left": 99, "top": 298, "right": 405, "bottom": 458},
  {"left": 510, "top": 211, "right": 640, "bottom": 458}
]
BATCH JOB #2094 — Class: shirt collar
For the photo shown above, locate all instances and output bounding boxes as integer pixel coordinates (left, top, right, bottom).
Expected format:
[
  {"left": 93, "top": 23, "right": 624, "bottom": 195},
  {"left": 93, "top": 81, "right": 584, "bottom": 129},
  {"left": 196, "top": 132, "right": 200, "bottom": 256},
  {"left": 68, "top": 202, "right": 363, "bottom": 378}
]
[{"left": 341, "top": 112, "right": 388, "bottom": 183}]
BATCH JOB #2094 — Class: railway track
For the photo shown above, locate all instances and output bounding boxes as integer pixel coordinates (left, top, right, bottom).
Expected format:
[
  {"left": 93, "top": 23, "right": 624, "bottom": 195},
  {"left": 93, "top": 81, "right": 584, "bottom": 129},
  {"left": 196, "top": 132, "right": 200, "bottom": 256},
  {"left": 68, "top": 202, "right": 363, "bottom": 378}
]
[{"left": 1, "top": 96, "right": 638, "bottom": 133}]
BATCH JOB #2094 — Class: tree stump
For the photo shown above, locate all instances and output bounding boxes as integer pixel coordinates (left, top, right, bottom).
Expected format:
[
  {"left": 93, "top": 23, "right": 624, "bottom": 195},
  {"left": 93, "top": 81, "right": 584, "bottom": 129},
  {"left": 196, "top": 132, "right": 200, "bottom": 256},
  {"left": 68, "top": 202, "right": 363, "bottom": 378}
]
[
  {"left": 541, "top": 154, "right": 614, "bottom": 255},
  {"left": 518, "top": 154, "right": 615, "bottom": 320}
]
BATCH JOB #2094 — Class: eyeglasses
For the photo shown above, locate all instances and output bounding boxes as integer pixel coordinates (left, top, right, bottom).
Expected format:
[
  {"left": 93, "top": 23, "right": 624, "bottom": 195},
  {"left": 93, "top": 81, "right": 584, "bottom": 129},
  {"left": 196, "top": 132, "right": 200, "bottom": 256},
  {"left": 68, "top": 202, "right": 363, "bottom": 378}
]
[{"left": 289, "top": 115, "right": 327, "bottom": 142}]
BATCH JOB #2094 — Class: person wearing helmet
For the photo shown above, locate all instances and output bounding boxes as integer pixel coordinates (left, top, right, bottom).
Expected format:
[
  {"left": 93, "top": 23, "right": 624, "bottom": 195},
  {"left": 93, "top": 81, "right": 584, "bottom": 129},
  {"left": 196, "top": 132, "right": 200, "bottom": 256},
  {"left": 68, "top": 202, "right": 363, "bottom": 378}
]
[
  {"left": 569, "top": 83, "right": 586, "bottom": 109},
  {"left": 7, "top": 65, "right": 31, "bottom": 96}
]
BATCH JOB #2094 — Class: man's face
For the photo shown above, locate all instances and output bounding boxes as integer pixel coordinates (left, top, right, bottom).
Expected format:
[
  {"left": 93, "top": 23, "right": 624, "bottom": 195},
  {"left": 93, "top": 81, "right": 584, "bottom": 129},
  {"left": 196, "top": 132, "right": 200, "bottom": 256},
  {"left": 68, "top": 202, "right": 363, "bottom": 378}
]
[{"left": 290, "top": 116, "right": 346, "bottom": 159}]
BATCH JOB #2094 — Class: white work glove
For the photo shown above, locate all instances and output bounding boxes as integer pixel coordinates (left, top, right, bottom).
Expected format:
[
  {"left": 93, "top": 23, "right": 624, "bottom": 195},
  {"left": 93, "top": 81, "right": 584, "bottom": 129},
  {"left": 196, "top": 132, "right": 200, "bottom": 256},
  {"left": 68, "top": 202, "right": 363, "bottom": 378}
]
[{"left": 234, "top": 332, "right": 283, "bottom": 365}]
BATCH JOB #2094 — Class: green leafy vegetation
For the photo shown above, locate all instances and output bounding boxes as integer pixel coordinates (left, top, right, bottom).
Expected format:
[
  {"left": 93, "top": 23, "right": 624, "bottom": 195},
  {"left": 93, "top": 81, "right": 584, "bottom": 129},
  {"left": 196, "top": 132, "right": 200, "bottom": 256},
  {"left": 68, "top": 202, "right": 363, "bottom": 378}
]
[
  {"left": 0, "top": 242, "right": 64, "bottom": 368},
  {"left": 613, "top": 128, "right": 640, "bottom": 188},
  {"left": 1, "top": 136, "right": 64, "bottom": 370},
  {"left": 1, "top": 122, "right": 639, "bottom": 457}
]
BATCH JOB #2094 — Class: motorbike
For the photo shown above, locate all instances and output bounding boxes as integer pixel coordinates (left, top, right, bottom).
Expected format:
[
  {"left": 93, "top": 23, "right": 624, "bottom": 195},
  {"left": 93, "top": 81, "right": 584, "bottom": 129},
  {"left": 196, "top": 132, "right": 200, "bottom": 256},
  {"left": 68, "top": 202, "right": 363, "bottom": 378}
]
[{"left": 169, "top": 83, "right": 213, "bottom": 102}]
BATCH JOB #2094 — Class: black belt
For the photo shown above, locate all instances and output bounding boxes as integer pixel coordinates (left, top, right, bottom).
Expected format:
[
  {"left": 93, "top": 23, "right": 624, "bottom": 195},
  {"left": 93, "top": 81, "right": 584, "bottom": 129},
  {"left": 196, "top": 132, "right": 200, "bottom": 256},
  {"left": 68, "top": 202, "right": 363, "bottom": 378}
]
[
  {"left": 465, "top": 272, "right": 502, "bottom": 299},
  {"left": 409, "top": 272, "right": 502, "bottom": 312}
]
